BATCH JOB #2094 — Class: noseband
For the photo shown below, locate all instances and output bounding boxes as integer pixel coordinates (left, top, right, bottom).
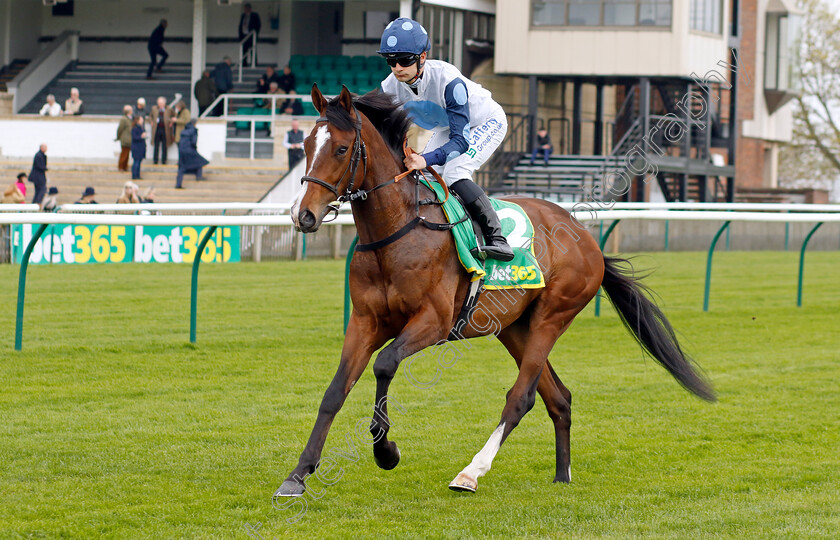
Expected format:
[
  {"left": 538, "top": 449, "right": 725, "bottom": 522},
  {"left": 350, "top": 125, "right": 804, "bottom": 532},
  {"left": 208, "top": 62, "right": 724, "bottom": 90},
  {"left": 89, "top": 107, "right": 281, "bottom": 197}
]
[{"left": 300, "top": 108, "right": 368, "bottom": 204}]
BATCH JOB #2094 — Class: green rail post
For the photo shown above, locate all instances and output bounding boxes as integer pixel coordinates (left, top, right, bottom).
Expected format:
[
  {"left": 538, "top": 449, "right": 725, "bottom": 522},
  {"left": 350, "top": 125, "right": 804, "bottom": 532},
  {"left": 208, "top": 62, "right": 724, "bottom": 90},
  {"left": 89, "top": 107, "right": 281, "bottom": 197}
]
[
  {"left": 594, "top": 219, "right": 621, "bottom": 317},
  {"left": 190, "top": 225, "right": 218, "bottom": 343},
  {"left": 344, "top": 235, "right": 358, "bottom": 333},
  {"left": 703, "top": 221, "right": 731, "bottom": 312},
  {"left": 302, "top": 233, "right": 307, "bottom": 260},
  {"left": 797, "top": 222, "right": 824, "bottom": 307},
  {"left": 15, "top": 223, "right": 48, "bottom": 351},
  {"left": 725, "top": 221, "right": 731, "bottom": 251},
  {"left": 664, "top": 219, "right": 670, "bottom": 251}
]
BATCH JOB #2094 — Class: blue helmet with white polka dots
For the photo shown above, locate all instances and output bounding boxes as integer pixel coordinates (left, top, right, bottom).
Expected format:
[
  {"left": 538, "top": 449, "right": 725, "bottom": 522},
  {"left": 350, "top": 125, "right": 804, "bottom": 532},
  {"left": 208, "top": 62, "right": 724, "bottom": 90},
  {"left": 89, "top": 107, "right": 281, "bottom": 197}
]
[{"left": 377, "top": 17, "right": 431, "bottom": 57}]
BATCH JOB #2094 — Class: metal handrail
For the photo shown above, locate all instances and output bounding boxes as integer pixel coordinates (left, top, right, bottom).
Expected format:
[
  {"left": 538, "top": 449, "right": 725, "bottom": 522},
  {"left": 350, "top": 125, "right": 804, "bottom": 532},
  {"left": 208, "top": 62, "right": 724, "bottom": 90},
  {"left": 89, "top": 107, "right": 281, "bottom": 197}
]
[{"left": 237, "top": 30, "right": 257, "bottom": 82}]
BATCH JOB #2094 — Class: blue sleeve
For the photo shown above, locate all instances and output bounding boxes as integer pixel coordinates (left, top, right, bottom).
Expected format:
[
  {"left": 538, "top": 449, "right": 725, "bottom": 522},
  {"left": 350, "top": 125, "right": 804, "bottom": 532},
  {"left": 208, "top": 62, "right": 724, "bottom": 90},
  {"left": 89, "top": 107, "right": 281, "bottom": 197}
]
[{"left": 421, "top": 79, "right": 470, "bottom": 167}]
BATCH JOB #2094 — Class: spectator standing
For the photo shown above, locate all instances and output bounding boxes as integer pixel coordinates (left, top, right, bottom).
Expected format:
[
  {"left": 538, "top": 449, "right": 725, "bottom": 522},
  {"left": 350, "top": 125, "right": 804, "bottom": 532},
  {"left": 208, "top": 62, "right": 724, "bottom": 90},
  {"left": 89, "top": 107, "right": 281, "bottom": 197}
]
[
  {"left": 529, "top": 127, "right": 553, "bottom": 166},
  {"left": 116, "top": 105, "right": 133, "bottom": 172},
  {"left": 42, "top": 187, "right": 59, "bottom": 212},
  {"left": 131, "top": 116, "right": 148, "bottom": 180},
  {"left": 64, "top": 87, "right": 85, "bottom": 115},
  {"left": 136, "top": 97, "right": 147, "bottom": 116},
  {"left": 76, "top": 187, "right": 97, "bottom": 204},
  {"left": 212, "top": 57, "right": 234, "bottom": 116},
  {"left": 277, "top": 65, "right": 296, "bottom": 93},
  {"left": 238, "top": 3, "right": 261, "bottom": 67},
  {"left": 29, "top": 144, "right": 48, "bottom": 207},
  {"left": 176, "top": 120, "right": 209, "bottom": 189},
  {"left": 149, "top": 96, "right": 174, "bottom": 165},
  {"left": 39, "top": 95, "right": 62, "bottom": 117},
  {"left": 172, "top": 100, "right": 191, "bottom": 143},
  {"left": 117, "top": 181, "right": 141, "bottom": 204},
  {"left": 283, "top": 119, "right": 305, "bottom": 169},
  {"left": 2, "top": 173, "right": 27, "bottom": 204},
  {"left": 194, "top": 70, "right": 217, "bottom": 116},
  {"left": 146, "top": 19, "right": 169, "bottom": 79}
]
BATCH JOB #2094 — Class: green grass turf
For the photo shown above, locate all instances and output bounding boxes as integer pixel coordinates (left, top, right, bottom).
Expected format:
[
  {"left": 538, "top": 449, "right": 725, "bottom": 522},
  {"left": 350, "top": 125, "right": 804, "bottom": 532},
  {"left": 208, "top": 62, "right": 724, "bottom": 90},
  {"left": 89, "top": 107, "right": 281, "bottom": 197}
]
[{"left": 0, "top": 251, "right": 838, "bottom": 539}]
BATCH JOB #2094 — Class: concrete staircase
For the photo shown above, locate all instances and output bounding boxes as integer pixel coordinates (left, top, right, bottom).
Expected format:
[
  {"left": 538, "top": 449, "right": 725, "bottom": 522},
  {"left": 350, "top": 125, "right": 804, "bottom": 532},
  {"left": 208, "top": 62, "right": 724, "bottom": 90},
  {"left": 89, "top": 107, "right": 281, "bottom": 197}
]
[
  {"left": 0, "top": 60, "right": 29, "bottom": 92},
  {"left": 489, "top": 154, "right": 625, "bottom": 201},
  {"left": 19, "top": 61, "right": 263, "bottom": 115},
  {"left": 0, "top": 161, "right": 283, "bottom": 205}
]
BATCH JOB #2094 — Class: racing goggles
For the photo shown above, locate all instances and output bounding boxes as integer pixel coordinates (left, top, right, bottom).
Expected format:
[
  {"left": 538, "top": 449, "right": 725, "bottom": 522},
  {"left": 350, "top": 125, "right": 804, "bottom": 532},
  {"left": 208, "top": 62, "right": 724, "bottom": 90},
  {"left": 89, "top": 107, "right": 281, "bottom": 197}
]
[{"left": 385, "top": 54, "right": 420, "bottom": 68}]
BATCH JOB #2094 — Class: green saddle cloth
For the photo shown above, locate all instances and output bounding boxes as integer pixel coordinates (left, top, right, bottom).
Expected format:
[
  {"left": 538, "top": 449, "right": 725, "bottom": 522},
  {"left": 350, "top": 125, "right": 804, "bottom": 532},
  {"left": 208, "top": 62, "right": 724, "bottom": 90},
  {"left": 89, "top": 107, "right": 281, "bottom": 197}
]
[{"left": 420, "top": 179, "right": 545, "bottom": 290}]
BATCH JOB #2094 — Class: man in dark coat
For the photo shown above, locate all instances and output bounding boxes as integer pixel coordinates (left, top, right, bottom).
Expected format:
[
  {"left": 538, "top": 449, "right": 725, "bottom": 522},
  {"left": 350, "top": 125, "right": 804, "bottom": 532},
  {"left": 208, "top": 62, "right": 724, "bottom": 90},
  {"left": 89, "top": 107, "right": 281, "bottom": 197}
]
[
  {"left": 146, "top": 19, "right": 168, "bottom": 79},
  {"left": 212, "top": 57, "right": 234, "bottom": 116},
  {"left": 194, "top": 70, "right": 218, "bottom": 116},
  {"left": 277, "top": 65, "right": 296, "bottom": 93},
  {"left": 176, "top": 120, "right": 210, "bottom": 189},
  {"left": 238, "top": 3, "right": 261, "bottom": 67},
  {"left": 256, "top": 66, "right": 281, "bottom": 93},
  {"left": 29, "top": 144, "right": 48, "bottom": 207}
]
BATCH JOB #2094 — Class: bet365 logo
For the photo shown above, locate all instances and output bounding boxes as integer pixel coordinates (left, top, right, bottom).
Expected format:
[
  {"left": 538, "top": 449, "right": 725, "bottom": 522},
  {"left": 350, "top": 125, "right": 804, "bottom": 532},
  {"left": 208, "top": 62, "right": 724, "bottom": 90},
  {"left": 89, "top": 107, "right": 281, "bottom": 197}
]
[{"left": 489, "top": 265, "right": 537, "bottom": 282}]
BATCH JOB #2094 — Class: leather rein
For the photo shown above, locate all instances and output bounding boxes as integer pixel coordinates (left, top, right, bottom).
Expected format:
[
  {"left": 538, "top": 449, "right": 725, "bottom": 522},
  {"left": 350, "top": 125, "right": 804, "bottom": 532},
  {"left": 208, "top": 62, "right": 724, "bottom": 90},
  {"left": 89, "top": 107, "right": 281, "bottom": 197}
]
[{"left": 299, "top": 106, "right": 466, "bottom": 253}]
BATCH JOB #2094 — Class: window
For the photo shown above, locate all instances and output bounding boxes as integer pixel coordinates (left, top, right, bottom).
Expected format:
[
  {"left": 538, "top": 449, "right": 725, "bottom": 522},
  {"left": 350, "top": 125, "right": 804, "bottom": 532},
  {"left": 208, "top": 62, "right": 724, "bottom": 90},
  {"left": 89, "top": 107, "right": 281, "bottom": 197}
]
[
  {"left": 532, "top": 0, "right": 672, "bottom": 27},
  {"left": 765, "top": 12, "right": 801, "bottom": 92},
  {"left": 690, "top": 0, "right": 722, "bottom": 33}
]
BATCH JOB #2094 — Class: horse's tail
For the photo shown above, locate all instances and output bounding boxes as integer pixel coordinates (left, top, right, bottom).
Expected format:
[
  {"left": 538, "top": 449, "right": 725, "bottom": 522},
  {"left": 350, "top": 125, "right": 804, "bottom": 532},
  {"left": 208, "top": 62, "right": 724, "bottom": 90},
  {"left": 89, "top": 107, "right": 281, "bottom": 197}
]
[{"left": 600, "top": 256, "right": 716, "bottom": 402}]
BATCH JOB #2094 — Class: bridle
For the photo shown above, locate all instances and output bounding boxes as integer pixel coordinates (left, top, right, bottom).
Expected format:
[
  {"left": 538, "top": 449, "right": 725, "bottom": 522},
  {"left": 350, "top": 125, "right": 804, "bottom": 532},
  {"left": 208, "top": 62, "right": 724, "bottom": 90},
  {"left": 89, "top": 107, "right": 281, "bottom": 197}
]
[
  {"left": 300, "top": 108, "right": 368, "bottom": 206},
  {"left": 299, "top": 103, "right": 464, "bottom": 252}
]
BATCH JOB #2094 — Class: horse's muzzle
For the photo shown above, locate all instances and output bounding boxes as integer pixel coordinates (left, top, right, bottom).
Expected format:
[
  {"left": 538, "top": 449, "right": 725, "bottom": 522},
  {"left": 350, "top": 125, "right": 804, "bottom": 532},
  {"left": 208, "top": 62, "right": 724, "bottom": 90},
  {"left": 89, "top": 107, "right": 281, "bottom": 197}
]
[{"left": 298, "top": 209, "right": 318, "bottom": 233}]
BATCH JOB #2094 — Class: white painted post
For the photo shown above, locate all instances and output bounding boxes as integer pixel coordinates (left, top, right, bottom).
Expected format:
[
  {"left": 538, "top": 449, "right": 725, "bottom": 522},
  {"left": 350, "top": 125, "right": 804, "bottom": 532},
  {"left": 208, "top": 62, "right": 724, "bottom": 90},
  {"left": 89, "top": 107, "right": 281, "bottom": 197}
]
[
  {"left": 277, "top": 0, "right": 292, "bottom": 66},
  {"left": 332, "top": 224, "right": 342, "bottom": 259},
  {"left": 190, "top": 0, "right": 207, "bottom": 118},
  {"left": 399, "top": 0, "right": 413, "bottom": 18},
  {"left": 254, "top": 227, "right": 263, "bottom": 262}
]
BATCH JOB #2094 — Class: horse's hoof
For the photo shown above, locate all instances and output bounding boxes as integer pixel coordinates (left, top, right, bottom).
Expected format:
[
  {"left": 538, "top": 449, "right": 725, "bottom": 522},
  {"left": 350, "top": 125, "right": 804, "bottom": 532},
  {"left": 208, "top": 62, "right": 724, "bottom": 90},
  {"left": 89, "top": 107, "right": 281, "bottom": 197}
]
[
  {"left": 553, "top": 465, "right": 571, "bottom": 484},
  {"left": 273, "top": 480, "right": 305, "bottom": 498},
  {"left": 373, "top": 441, "right": 401, "bottom": 470},
  {"left": 448, "top": 472, "right": 477, "bottom": 493}
]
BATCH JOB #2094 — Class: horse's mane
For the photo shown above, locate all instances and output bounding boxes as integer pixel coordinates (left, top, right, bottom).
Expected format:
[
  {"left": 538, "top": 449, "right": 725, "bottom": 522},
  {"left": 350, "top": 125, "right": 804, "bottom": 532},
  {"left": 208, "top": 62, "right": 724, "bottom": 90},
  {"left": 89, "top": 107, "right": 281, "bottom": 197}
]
[{"left": 325, "top": 90, "right": 411, "bottom": 158}]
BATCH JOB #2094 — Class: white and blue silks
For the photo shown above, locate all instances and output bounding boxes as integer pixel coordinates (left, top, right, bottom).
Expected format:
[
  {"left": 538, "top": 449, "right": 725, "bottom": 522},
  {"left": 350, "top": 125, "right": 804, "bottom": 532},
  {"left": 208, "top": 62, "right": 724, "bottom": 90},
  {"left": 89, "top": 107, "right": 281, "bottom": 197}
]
[{"left": 381, "top": 60, "right": 507, "bottom": 186}]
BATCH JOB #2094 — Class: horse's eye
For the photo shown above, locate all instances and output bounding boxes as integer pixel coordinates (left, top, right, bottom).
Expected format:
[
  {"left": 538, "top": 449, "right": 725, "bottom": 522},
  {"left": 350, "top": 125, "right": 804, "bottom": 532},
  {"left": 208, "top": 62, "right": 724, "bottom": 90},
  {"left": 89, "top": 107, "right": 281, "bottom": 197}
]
[{"left": 336, "top": 146, "right": 348, "bottom": 156}]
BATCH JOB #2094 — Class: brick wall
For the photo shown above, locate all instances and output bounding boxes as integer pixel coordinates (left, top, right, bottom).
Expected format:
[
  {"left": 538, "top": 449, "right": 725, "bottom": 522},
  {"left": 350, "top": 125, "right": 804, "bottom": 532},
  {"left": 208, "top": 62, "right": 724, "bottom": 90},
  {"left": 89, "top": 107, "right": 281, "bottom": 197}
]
[{"left": 736, "top": 136, "right": 765, "bottom": 188}]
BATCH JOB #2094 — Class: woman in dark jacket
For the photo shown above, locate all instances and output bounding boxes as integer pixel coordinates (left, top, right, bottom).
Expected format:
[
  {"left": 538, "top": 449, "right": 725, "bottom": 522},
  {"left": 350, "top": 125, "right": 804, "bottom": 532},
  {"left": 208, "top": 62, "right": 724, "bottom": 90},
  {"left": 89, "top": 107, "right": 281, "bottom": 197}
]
[
  {"left": 131, "top": 116, "right": 148, "bottom": 180},
  {"left": 176, "top": 120, "right": 209, "bottom": 189}
]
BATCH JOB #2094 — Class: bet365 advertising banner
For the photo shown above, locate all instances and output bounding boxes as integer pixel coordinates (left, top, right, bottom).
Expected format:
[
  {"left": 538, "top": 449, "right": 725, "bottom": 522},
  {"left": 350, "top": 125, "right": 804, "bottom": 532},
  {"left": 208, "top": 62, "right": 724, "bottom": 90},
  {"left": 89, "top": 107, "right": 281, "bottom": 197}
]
[{"left": 12, "top": 224, "right": 240, "bottom": 264}]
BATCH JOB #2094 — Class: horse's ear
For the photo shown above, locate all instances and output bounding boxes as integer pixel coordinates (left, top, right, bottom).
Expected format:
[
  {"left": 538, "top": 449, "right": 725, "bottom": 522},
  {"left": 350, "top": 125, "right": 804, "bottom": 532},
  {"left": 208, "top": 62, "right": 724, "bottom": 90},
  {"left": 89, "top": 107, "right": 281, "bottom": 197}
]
[
  {"left": 311, "top": 84, "right": 328, "bottom": 115},
  {"left": 338, "top": 85, "right": 354, "bottom": 115}
]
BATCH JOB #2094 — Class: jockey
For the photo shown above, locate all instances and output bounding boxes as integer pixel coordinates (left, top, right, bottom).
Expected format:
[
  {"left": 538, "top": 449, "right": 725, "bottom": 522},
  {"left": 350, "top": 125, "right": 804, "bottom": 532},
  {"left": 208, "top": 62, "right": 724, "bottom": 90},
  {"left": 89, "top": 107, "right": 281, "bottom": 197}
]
[{"left": 377, "top": 17, "right": 514, "bottom": 262}]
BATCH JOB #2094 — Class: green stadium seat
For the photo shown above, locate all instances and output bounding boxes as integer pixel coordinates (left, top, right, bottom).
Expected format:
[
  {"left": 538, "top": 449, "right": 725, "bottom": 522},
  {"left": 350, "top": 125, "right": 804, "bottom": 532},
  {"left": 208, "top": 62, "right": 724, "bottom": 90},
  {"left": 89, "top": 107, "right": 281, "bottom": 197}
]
[
  {"left": 302, "top": 101, "right": 319, "bottom": 116},
  {"left": 318, "top": 56, "right": 335, "bottom": 70},
  {"left": 289, "top": 54, "right": 305, "bottom": 70},
  {"left": 295, "top": 81, "right": 312, "bottom": 95},
  {"left": 366, "top": 56, "right": 386, "bottom": 71},
  {"left": 323, "top": 72, "right": 339, "bottom": 87},
  {"left": 321, "top": 84, "right": 342, "bottom": 97},
  {"left": 234, "top": 107, "right": 253, "bottom": 130},
  {"left": 333, "top": 56, "right": 351, "bottom": 71},
  {"left": 303, "top": 56, "right": 320, "bottom": 71},
  {"left": 350, "top": 56, "right": 367, "bottom": 71},
  {"left": 253, "top": 107, "right": 271, "bottom": 130}
]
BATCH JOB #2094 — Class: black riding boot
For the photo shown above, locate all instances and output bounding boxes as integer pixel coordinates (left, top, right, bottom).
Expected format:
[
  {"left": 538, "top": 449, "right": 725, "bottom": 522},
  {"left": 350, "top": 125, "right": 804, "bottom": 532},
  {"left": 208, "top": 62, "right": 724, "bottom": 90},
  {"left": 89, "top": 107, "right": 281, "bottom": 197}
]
[{"left": 450, "top": 179, "right": 514, "bottom": 262}]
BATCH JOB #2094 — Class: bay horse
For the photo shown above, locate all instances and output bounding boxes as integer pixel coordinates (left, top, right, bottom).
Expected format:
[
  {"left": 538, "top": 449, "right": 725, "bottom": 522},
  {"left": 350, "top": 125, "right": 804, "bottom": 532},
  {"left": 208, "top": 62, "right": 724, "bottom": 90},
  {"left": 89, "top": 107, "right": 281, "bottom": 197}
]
[{"left": 277, "top": 85, "right": 714, "bottom": 497}]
